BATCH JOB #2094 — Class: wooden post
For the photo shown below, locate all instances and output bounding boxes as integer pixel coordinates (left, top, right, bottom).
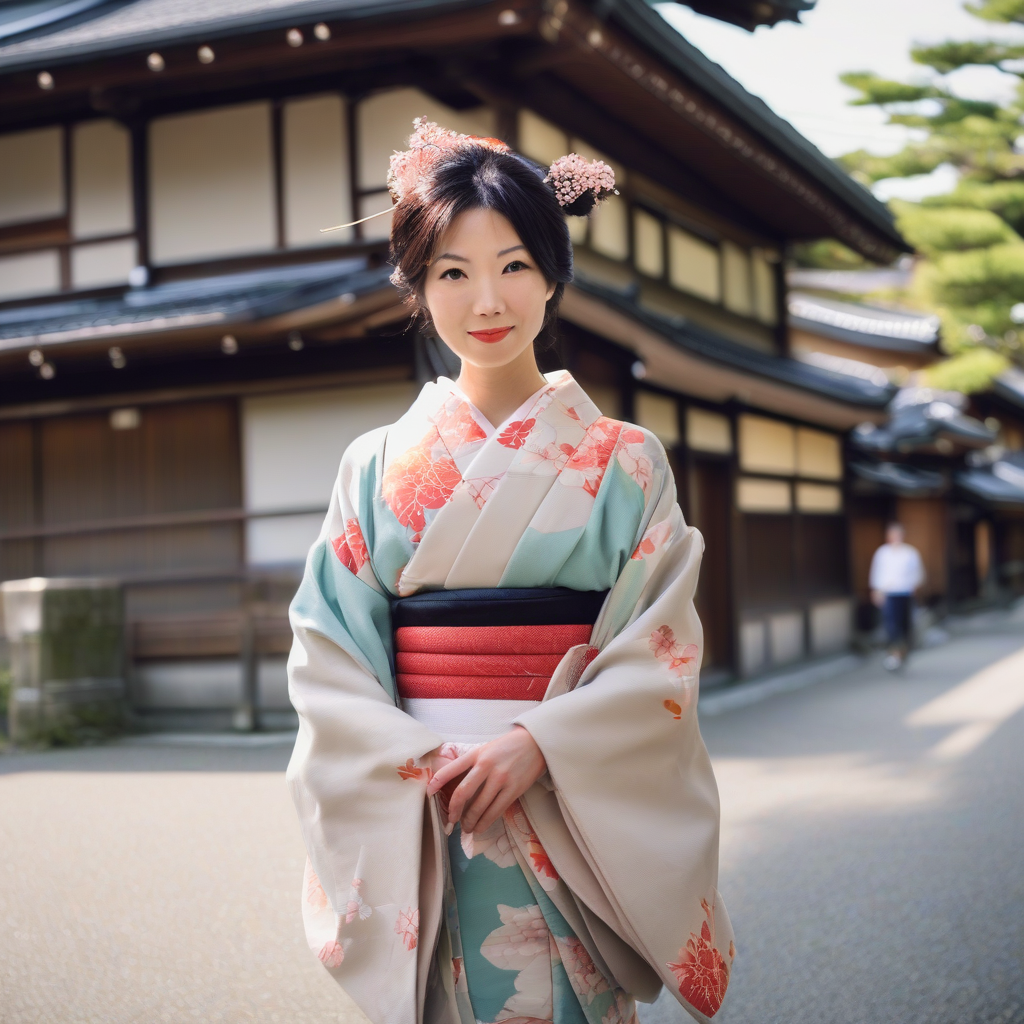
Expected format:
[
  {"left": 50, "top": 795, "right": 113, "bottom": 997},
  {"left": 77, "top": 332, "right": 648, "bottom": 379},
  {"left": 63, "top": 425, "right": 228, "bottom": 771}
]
[{"left": 237, "top": 581, "right": 259, "bottom": 732}]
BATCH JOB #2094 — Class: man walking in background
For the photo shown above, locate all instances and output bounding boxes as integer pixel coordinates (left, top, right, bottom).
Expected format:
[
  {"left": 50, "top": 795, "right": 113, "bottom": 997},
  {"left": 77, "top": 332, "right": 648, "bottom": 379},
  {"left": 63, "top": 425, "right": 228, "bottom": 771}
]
[{"left": 870, "top": 522, "right": 925, "bottom": 671}]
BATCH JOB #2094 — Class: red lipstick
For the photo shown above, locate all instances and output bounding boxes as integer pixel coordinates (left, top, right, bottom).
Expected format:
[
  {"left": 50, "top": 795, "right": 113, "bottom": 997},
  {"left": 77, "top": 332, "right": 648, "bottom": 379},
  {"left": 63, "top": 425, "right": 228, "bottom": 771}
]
[{"left": 468, "top": 327, "right": 512, "bottom": 344}]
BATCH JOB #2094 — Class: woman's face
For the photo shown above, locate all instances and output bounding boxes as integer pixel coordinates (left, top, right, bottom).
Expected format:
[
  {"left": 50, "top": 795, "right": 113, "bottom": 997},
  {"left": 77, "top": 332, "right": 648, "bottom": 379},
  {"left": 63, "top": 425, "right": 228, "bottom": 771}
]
[{"left": 422, "top": 207, "right": 556, "bottom": 371}]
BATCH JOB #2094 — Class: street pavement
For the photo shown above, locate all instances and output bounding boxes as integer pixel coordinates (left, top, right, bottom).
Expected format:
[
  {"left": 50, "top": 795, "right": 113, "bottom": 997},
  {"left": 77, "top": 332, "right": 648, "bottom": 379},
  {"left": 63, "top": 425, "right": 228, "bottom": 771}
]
[{"left": 2, "top": 615, "right": 1023, "bottom": 1024}]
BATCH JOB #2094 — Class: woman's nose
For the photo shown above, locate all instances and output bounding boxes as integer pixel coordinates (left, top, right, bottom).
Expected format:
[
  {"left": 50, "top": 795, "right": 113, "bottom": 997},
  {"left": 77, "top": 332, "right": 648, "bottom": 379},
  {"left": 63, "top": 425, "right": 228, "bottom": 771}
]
[{"left": 472, "top": 276, "right": 505, "bottom": 317}]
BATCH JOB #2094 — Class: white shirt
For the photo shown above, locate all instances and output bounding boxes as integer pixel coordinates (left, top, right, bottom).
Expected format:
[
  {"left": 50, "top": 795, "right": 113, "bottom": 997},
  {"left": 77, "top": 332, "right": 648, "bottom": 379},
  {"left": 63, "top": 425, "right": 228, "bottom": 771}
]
[{"left": 870, "top": 542, "right": 925, "bottom": 595}]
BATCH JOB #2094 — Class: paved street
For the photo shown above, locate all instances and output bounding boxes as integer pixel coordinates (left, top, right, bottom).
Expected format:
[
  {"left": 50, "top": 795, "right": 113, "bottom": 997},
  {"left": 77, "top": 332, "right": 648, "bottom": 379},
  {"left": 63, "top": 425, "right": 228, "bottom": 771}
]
[{"left": 2, "top": 616, "right": 1023, "bottom": 1024}]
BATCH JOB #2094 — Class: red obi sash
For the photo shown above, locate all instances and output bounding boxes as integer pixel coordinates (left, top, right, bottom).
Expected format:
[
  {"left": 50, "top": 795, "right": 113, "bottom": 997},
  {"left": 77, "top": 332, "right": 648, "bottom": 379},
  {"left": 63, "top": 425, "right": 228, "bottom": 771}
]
[{"left": 391, "top": 588, "right": 607, "bottom": 703}]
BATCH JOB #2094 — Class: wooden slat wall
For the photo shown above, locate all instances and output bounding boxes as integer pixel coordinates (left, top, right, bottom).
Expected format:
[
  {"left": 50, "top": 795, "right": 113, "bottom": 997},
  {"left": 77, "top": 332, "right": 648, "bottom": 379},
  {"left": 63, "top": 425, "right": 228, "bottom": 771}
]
[
  {"left": 0, "top": 420, "right": 35, "bottom": 581},
  {"left": 36, "top": 400, "right": 242, "bottom": 580}
]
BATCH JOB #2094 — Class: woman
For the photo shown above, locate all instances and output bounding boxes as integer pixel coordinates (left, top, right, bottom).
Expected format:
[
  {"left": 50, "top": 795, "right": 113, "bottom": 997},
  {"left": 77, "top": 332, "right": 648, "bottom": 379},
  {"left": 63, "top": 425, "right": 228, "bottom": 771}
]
[{"left": 287, "top": 121, "right": 733, "bottom": 1024}]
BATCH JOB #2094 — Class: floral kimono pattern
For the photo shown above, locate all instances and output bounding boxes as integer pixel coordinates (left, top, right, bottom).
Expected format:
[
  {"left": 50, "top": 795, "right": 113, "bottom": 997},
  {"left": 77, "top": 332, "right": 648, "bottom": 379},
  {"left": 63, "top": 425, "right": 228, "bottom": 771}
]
[{"left": 287, "top": 371, "right": 734, "bottom": 1024}]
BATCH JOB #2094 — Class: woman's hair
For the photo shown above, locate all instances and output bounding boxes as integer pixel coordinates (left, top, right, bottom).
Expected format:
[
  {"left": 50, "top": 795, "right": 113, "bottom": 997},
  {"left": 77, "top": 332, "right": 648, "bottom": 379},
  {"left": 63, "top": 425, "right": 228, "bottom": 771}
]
[{"left": 389, "top": 146, "right": 577, "bottom": 344}]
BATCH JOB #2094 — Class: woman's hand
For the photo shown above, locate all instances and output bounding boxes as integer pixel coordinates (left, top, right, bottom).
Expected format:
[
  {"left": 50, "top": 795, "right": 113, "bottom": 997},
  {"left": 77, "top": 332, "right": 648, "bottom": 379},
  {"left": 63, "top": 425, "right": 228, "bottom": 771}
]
[{"left": 427, "top": 726, "right": 547, "bottom": 834}]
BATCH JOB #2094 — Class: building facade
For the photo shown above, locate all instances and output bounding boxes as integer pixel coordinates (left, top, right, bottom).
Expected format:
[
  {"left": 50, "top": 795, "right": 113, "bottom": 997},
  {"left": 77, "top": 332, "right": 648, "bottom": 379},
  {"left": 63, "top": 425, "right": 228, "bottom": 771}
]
[{"left": 0, "top": 0, "right": 906, "bottom": 727}]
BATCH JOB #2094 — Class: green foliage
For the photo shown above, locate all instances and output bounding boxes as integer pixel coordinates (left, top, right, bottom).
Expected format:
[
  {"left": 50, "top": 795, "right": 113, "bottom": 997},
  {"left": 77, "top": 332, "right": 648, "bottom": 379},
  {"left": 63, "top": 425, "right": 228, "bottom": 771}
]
[
  {"left": 966, "top": 0, "right": 1024, "bottom": 24},
  {"left": 790, "top": 238, "right": 870, "bottom": 269},
  {"left": 922, "top": 346, "right": 1010, "bottom": 392},
  {"left": 911, "top": 40, "right": 1024, "bottom": 74},
  {"left": 840, "top": 72, "right": 937, "bottom": 105},
  {"left": 837, "top": 4, "right": 1024, "bottom": 388},
  {"left": 922, "top": 179, "right": 1024, "bottom": 233},
  {"left": 892, "top": 201, "right": 1020, "bottom": 254}
]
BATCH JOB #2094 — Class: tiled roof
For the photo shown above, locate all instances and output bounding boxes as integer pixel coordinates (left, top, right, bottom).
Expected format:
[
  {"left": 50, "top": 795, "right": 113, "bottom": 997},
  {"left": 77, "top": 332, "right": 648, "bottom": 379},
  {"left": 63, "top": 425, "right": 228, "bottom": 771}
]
[
  {"left": 788, "top": 293, "right": 939, "bottom": 352},
  {"left": 0, "top": 0, "right": 477, "bottom": 68},
  {"left": 573, "top": 275, "right": 895, "bottom": 409},
  {"left": 957, "top": 458, "right": 1024, "bottom": 508},
  {"left": 850, "top": 461, "right": 946, "bottom": 497},
  {"left": 0, "top": 258, "right": 390, "bottom": 354}
]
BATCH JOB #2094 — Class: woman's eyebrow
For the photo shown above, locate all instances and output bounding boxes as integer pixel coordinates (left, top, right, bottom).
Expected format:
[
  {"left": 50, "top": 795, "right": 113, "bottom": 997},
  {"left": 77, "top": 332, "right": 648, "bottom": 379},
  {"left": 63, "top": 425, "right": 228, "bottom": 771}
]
[
  {"left": 435, "top": 252, "right": 468, "bottom": 262},
  {"left": 497, "top": 245, "right": 526, "bottom": 256}
]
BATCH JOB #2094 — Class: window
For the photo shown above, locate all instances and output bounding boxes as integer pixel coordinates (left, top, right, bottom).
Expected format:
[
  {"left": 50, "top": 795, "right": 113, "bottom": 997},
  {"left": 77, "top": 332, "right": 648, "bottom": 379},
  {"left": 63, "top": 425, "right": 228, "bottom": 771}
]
[
  {"left": 590, "top": 193, "right": 629, "bottom": 261},
  {"left": 751, "top": 249, "right": 777, "bottom": 325},
  {"left": 739, "top": 415, "right": 795, "bottom": 475},
  {"left": 722, "top": 240, "right": 752, "bottom": 316},
  {"left": 668, "top": 226, "right": 720, "bottom": 302},
  {"left": 796, "top": 483, "right": 842, "bottom": 513},
  {"left": 149, "top": 102, "right": 276, "bottom": 264},
  {"left": 796, "top": 427, "right": 842, "bottom": 480},
  {"left": 736, "top": 477, "right": 791, "bottom": 513},
  {"left": 518, "top": 110, "right": 567, "bottom": 165},
  {"left": 686, "top": 408, "right": 731, "bottom": 454},
  {"left": 635, "top": 391, "right": 679, "bottom": 445},
  {"left": 633, "top": 209, "right": 664, "bottom": 278}
]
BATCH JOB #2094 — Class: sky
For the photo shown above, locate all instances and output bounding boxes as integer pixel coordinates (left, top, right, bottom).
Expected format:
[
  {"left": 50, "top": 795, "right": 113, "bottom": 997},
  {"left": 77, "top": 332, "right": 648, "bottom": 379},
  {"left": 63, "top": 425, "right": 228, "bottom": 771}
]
[{"left": 655, "top": 0, "right": 1024, "bottom": 200}]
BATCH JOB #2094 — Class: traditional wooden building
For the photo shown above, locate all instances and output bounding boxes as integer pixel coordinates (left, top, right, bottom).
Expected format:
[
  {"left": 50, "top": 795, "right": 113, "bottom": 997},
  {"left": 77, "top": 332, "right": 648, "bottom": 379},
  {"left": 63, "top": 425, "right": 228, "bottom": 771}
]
[
  {"left": 0, "top": 0, "right": 907, "bottom": 728},
  {"left": 789, "top": 289, "right": 1024, "bottom": 616}
]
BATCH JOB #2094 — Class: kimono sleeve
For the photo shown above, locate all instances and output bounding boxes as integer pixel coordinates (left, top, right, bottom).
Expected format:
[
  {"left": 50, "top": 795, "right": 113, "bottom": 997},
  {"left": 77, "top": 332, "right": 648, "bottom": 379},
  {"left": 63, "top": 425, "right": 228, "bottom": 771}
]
[
  {"left": 514, "top": 442, "right": 735, "bottom": 1023},
  {"left": 286, "top": 426, "right": 443, "bottom": 1024}
]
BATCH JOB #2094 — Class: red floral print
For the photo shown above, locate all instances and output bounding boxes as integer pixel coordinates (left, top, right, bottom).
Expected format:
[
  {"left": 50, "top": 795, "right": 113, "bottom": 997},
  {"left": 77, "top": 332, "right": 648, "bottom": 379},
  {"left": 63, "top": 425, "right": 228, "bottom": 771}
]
[
  {"left": 382, "top": 444, "right": 462, "bottom": 533},
  {"left": 345, "top": 878, "right": 372, "bottom": 923},
  {"left": 305, "top": 863, "right": 329, "bottom": 913},
  {"left": 395, "top": 907, "right": 419, "bottom": 951},
  {"left": 563, "top": 416, "right": 624, "bottom": 497},
  {"left": 433, "top": 401, "right": 486, "bottom": 453},
  {"left": 497, "top": 418, "right": 536, "bottom": 449},
  {"left": 666, "top": 898, "right": 730, "bottom": 1018},
  {"left": 397, "top": 758, "right": 432, "bottom": 782},
  {"left": 632, "top": 537, "right": 656, "bottom": 560},
  {"left": 505, "top": 801, "right": 560, "bottom": 882},
  {"left": 649, "top": 625, "right": 699, "bottom": 678},
  {"left": 559, "top": 936, "right": 609, "bottom": 1000},
  {"left": 331, "top": 518, "right": 368, "bottom": 574},
  {"left": 466, "top": 475, "right": 502, "bottom": 510},
  {"left": 663, "top": 698, "right": 682, "bottom": 720},
  {"left": 318, "top": 940, "right": 345, "bottom": 969}
]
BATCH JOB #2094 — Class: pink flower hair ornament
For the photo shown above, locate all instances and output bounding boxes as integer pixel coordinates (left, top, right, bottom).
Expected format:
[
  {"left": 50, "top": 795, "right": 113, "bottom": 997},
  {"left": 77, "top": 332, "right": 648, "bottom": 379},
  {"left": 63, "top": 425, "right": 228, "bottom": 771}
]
[
  {"left": 545, "top": 152, "right": 617, "bottom": 216},
  {"left": 321, "top": 118, "right": 617, "bottom": 233}
]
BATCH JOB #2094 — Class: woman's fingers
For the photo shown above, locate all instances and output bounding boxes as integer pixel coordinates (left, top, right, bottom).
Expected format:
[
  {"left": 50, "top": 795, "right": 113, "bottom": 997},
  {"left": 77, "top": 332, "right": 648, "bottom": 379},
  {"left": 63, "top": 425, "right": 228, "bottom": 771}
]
[
  {"left": 468, "top": 785, "right": 516, "bottom": 835},
  {"left": 446, "top": 764, "right": 487, "bottom": 823},
  {"left": 460, "top": 774, "right": 506, "bottom": 834},
  {"left": 427, "top": 751, "right": 475, "bottom": 795}
]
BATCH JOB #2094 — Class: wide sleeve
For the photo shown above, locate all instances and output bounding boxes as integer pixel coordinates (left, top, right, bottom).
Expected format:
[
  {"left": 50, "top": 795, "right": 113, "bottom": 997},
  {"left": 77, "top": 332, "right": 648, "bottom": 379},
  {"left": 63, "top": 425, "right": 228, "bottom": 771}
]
[
  {"left": 285, "top": 427, "right": 444, "bottom": 1024},
  {"left": 513, "top": 445, "right": 735, "bottom": 1023}
]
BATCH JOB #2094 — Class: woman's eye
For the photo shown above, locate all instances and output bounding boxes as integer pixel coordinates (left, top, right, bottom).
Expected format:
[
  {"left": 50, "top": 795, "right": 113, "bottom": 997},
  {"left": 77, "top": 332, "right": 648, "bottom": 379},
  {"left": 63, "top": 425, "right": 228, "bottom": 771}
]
[
  {"left": 503, "top": 260, "right": 528, "bottom": 274},
  {"left": 440, "top": 267, "right": 465, "bottom": 280}
]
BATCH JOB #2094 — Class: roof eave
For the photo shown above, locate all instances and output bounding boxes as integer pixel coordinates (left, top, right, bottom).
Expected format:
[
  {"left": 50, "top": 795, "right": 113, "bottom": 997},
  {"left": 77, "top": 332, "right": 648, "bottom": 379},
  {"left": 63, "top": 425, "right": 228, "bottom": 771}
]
[{"left": 605, "top": 0, "right": 908, "bottom": 256}]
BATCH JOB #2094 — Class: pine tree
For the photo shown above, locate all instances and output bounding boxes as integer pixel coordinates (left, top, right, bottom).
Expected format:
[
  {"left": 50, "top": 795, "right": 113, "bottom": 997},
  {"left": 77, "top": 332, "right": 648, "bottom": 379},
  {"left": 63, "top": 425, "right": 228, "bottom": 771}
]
[{"left": 836, "top": 0, "right": 1024, "bottom": 390}]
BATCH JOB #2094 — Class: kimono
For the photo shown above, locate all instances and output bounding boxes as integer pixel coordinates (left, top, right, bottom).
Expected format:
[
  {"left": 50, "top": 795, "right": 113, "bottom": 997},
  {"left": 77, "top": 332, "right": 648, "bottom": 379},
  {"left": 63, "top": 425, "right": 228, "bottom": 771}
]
[{"left": 286, "top": 370, "right": 734, "bottom": 1024}]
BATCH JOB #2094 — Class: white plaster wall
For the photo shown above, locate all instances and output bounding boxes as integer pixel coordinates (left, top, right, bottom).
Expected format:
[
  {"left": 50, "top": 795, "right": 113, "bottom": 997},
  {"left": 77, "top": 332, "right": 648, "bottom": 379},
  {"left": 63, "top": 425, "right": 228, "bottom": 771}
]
[
  {"left": 811, "top": 599, "right": 852, "bottom": 655},
  {"left": 357, "top": 88, "right": 495, "bottom": 190},
  {"left": 149, "top": 102, "right": 275, "bottom": 265},
  {"left": 241, "top": 382, "right": 418, "bottom": 565},
  {"left": 72, "top": 119, "right": 133, "bottom": 239},
  {"left": 283, "top": 94, "right": 351, "bottom": 247},
  {"left": 0, "top": 126, "right": 63, "bottom": 226},
  {"left": 770, "top": 611, "right": 805, "bottom": 665},
  {"left": 0, "top": 250, "right": 60, "bottom": 301}
]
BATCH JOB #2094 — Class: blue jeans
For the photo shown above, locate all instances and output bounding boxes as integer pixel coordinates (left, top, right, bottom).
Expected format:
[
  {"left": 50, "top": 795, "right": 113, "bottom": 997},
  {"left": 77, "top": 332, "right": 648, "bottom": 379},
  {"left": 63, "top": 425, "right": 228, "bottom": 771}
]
[{"left": 882, "top": 593, "right": 913, "bottom": 649}]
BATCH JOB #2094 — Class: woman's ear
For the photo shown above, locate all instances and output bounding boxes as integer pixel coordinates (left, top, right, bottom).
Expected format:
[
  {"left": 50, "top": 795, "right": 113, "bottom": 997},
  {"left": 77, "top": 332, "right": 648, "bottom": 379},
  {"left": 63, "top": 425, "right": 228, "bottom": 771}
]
[{"left": 545, "top": 281, "right": 556, "bottom": 302}]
